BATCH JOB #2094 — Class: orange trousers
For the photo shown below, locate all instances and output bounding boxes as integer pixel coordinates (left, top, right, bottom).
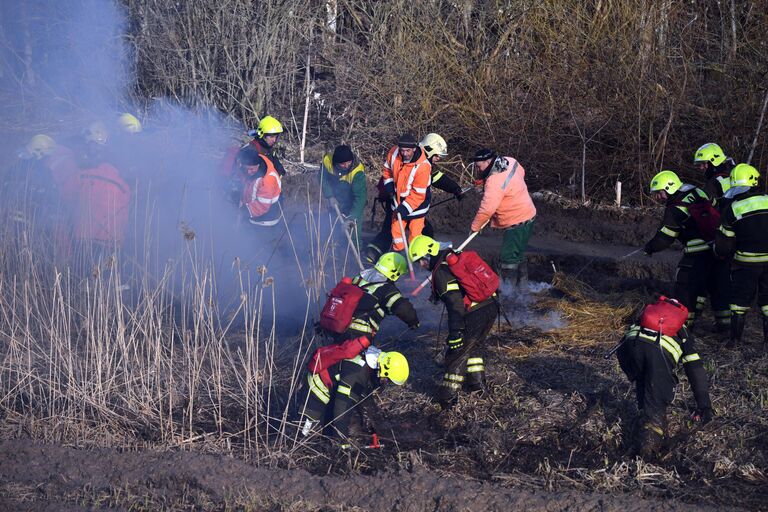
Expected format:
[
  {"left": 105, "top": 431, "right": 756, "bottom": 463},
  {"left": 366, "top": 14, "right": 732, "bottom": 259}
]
[{"left": 391, "top": 215, "right": 425, "bottom": 251}]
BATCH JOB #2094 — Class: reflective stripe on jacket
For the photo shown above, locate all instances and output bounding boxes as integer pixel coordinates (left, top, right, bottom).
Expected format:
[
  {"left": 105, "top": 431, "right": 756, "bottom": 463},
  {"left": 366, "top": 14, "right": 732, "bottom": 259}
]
[
  {"left": 471, "top": 156, "right": 536, "bottom": 231},
  {"left": 382, "top": 146, "right": 432, "bottom": 218},
  {"left": 242, "top": 154, "right": 281, "bottom": 219}
]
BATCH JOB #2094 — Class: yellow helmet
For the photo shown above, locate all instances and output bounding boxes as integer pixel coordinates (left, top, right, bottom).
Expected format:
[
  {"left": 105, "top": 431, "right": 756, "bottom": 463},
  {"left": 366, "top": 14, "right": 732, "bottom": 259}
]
[
  {"left": 256, "top": 115, "right": 283, "bottom": 138},
  {"left": 377, "top": 351, "right": 409, "bottom": 385},
  {"left": 85, "top": 121, "right": 109, "bottom": 145},
  {"left": 730, "top": 163, "right": 760, "bottom": 187},
  {"left": 649, "top": 170, "right": 682, "bottom": 194},
  {"left": 408, "top": 235, "right": 440, "bottom": 262},
  {"left": 118, "top": 112, "right": 142, "bottom": 133},
  {"left": 374, "top": 252, "right": 407, "bottom": 281},
  {"left": 694, "top": 143, "right": 726, "bottom": 167},
  {"left": 25, "top": 134, "right": 56, "bottom": 159},
  {"left": 420, "top": 133, "right": 448, "bottom": 159}
]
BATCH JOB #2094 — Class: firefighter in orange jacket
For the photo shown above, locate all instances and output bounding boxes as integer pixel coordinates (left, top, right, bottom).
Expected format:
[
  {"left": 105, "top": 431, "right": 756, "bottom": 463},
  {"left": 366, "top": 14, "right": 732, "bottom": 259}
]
[
  {"left": 238, "top": 146, "right": 282, "bottom": 227},
  {"left": 381, "top": 133, "right": 432, "bottom": 252}
]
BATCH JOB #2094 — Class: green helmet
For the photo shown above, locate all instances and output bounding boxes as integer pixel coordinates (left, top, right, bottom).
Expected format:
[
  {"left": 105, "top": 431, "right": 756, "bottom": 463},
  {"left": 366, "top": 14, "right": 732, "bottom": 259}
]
[
  {"left": 649, "top": 170, "right": 682, "bottom": 194},
  {"left": 374, "top": 252, "right": 407, "bottom": 281},
  {"left": 730, "top": 163, "right": 760, "bottom": 187},
  {"left": 694, "top": 143, "right": 726, "bottom": 167},
  {"left": 377, "top": 351, "right": 409, "bottom": 385},
  {"left": 408, "top": 235, "right": 440, "bottom": 262},
  {"left": 256, "top": 115, "right": 283, "bottom": 138}
]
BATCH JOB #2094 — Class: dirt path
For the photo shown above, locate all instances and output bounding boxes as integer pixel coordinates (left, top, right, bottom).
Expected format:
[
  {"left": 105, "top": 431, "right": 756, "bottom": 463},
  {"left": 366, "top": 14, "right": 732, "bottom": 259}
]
[{"left": 0, "top": 439, "right": 723, "bottom": 511}]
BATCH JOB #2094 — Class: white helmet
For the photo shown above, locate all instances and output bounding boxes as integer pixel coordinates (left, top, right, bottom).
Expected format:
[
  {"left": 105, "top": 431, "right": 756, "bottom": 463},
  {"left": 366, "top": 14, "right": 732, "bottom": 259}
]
[{"left": 420, "top": 133, "right": 448, "bottom": 159}]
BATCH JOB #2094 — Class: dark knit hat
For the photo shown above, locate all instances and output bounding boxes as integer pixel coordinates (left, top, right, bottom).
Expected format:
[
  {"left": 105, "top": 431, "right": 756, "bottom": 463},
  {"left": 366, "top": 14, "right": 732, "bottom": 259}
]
[
  {"left": 470, "top": 148, "right": 496, "bottom": 162},
  {"left": 397, "top": 133, "right": 418, "bottom": 148},
  {"left": 332, "top": 144, "right": 354, "bottom": 164}
]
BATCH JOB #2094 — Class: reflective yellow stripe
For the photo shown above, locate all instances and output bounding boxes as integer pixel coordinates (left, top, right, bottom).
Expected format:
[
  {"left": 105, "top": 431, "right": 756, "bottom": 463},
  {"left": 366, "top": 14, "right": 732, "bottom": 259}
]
[
  {"left": 719, "top": 225, "right": 735, "bottom": 237},
  {"left": 467, "top": 357, "right": 483, "bottom": 365},
  {"left": 337, "top": 385, "right": 352, "bottom": 396},
  {"left": 660, "top": 226, "right": 679, "bottom": 237},
  {"left": 761, "top": 305, "right": 768, "bottom": 315},
  {"left": 467, "top": 364, "right": 485, "bottom": 373},
  {"left": 659, "top": 337, "right": 682, "bottom": 363},
  {"left": 385, "top": 293, "right": 401, "bottom": 309},
  {"left": 349, "top": 320, "right": 374, "bottom": 333},
  {"left": 307, "top": 374, "right": 331, "bottom": 404},
  {"left": 442, "top": 381, "right": 462, "bottom": 390},
  {"left": 682, "top": 353, "right": 701, "bottom": 363},
  {"left": 732, "top": 195, "right": 768, "bottom": 219},
  {"left": 730, "top": 304, "right": 750, "bottom": 313},
  {"left": 637, "top": 332, "right": 682, "bottom": 363},
  {"left": 432, "top": 170, "right": 445, "bottom": 182},
  {"left": 444, "top": 373, "right": 465, "bottom": 383},
  {"left": 734, "top": 251, "right": 768, "bottom": 263}
]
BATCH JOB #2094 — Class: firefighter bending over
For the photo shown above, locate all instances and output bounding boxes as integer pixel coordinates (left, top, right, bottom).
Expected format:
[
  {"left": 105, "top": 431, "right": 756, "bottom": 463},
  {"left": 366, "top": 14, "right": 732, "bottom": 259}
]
[
  {"left": 409, "top": 235, "right": 500, "bottom": 408},
  {"left": 614, "top": 296, "right": 712, "bottom": 459}
]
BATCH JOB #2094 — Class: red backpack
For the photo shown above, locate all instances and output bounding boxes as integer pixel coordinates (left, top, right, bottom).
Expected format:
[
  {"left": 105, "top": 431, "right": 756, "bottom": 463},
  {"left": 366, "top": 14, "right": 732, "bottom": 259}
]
[
  {"left": 440, "top": 251, "right": 499, "bottom": 305},
  {"left": 319, "top": 277, "right": 365, "bottom": 333},
  {"left": 672, "top": 197, "right": 721, "bottom": 242},
  {"left": 308, "top": 336, "right": 371, "bottom": 387},
  {"left": 639, "top": 296, "right": 688, "bottom": 335}
]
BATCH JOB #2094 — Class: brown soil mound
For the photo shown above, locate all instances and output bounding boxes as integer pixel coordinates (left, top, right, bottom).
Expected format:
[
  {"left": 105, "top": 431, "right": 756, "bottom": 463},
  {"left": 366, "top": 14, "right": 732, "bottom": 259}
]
[{"left": 0, "top": 439, "right": 721, "bottom": 511}]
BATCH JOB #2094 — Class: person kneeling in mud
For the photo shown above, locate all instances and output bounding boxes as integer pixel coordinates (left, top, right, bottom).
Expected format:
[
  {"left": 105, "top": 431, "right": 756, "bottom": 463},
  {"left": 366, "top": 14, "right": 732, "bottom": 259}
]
[
  {"left": 408, "top": 235, "right": 500, "bottom": 409},
  {"left": 298, "top": 336, "right": 409, "bottom": 447},
  {"left": 613, "top": 296, "right": 713, "bottom": 459}
]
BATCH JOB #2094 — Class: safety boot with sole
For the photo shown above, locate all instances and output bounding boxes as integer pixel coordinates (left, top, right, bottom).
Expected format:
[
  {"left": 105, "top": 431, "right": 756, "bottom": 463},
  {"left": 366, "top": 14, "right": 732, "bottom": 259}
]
[{"left": 726, "top": 314, "right": 746, "bottom": 349}]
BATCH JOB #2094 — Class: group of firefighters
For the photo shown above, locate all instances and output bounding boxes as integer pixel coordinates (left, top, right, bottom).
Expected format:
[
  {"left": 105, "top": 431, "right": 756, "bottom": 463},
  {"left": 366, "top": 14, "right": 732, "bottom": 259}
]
[
  {"left": 11, "top": 112, "right": 765, "bottom": 460},
  {"left": 11, "top": 114, "right": 141, "bottom": 270}
]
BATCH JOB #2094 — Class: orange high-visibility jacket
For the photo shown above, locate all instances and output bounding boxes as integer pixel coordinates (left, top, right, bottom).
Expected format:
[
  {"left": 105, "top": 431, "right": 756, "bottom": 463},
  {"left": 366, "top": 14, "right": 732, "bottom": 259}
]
[
  {"left": 382, "top": 146, "right": 432, "bottom": 218},
  {"left": 73, "top": 163, "right": 131, "bottom": 244},
  {"left": 241, "top": 154, "right": 281, "bottom": 220},
  {"left": 471, "top": 156, "right": 536, "bottom": 231}
]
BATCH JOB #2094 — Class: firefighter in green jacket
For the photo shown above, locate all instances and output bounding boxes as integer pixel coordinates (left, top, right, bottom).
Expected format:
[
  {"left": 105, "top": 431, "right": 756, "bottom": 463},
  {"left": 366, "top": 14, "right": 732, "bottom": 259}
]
[
  {"left": 321, "top": 145, "right": 367, "bottom": 248},
  {"left": 713, "top": 164, "right": 768, "bottom": 350},
  {"left": 644, "top": 170, "right": 721, "bottom": 330}
]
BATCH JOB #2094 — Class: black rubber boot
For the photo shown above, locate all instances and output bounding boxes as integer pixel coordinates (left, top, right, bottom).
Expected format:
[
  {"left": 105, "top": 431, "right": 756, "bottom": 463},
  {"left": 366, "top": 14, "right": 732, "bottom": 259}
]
[
  {"left": 638, "top": 421, "right": 664, "bottom": 460},
  {"left": 500, "top": 265, "right": 518, "bottom": 289},
  {"left": 516, "top": 260, "right": 529, "bottom": 287},
  {"left": 726, "top": 314, "right": 746, "bottom": 349},
  {"left": 762, "top": 315, "right": 768, "bottom": 352}
]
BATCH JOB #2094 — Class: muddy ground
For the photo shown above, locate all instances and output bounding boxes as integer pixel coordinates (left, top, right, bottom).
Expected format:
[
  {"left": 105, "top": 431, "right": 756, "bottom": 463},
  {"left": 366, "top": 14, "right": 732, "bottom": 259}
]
[{"left": 1, "top": 192, "right": 767, "bottom": 511}]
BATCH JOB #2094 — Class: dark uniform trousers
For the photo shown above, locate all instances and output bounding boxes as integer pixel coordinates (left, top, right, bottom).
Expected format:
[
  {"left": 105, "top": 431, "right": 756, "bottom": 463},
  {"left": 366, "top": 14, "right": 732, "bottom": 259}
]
[
  {"left": 301, "top": 358, "right": 374, "bottom": 439},
  {"left": 674, "top": 252, "right": 715, "bottom": 326},
  {"left": 617, "top": 336, "right": 677, "bottom": 430},
  {"left": 439, "top": 300, "right": 499, "bottom": 403}
]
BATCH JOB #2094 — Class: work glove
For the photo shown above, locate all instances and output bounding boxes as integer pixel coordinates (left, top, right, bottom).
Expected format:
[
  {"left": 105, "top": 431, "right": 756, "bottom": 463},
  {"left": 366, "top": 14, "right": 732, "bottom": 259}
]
[
  {"left": 454, "top": 190, "right": 464, "bottom": 201},
  {"left": 394, "top": 203, "right": 409, "bottom": 219},
  {"left": 643, "top": 242, "right": 654, "bottom": 256},
  {"left": 409, "top": 321, "right": 420, "bottom": 330},
  {"left": 384, "top": 182, "right": 395, "bottom": 197},
  {"left": 342, "top": 216, "right": 356, "bottom": 231},
  {"left": 690, "top": 407, "right": 714, "bottom": 425}
]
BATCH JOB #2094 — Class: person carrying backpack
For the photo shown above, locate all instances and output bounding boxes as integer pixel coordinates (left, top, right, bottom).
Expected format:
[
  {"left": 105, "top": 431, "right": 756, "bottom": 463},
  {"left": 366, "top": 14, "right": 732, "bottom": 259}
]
[
  {"left": 693, "top": 143, "right": 737, "bottom": 332},
  {"left": 408, "top": 235, "right": 500, "bottom": 409},
  {"left": 319, "top": 251, "right": 420, "bottom": 342},
  {"left": 643, "top": 170, "right": 725, "bottom": 331},
  {"left": 613, "top": 296, "right": 713, "bottom": 459},
  {"left": 299, "top": 337, "right": 409, "bottom": 445}
]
